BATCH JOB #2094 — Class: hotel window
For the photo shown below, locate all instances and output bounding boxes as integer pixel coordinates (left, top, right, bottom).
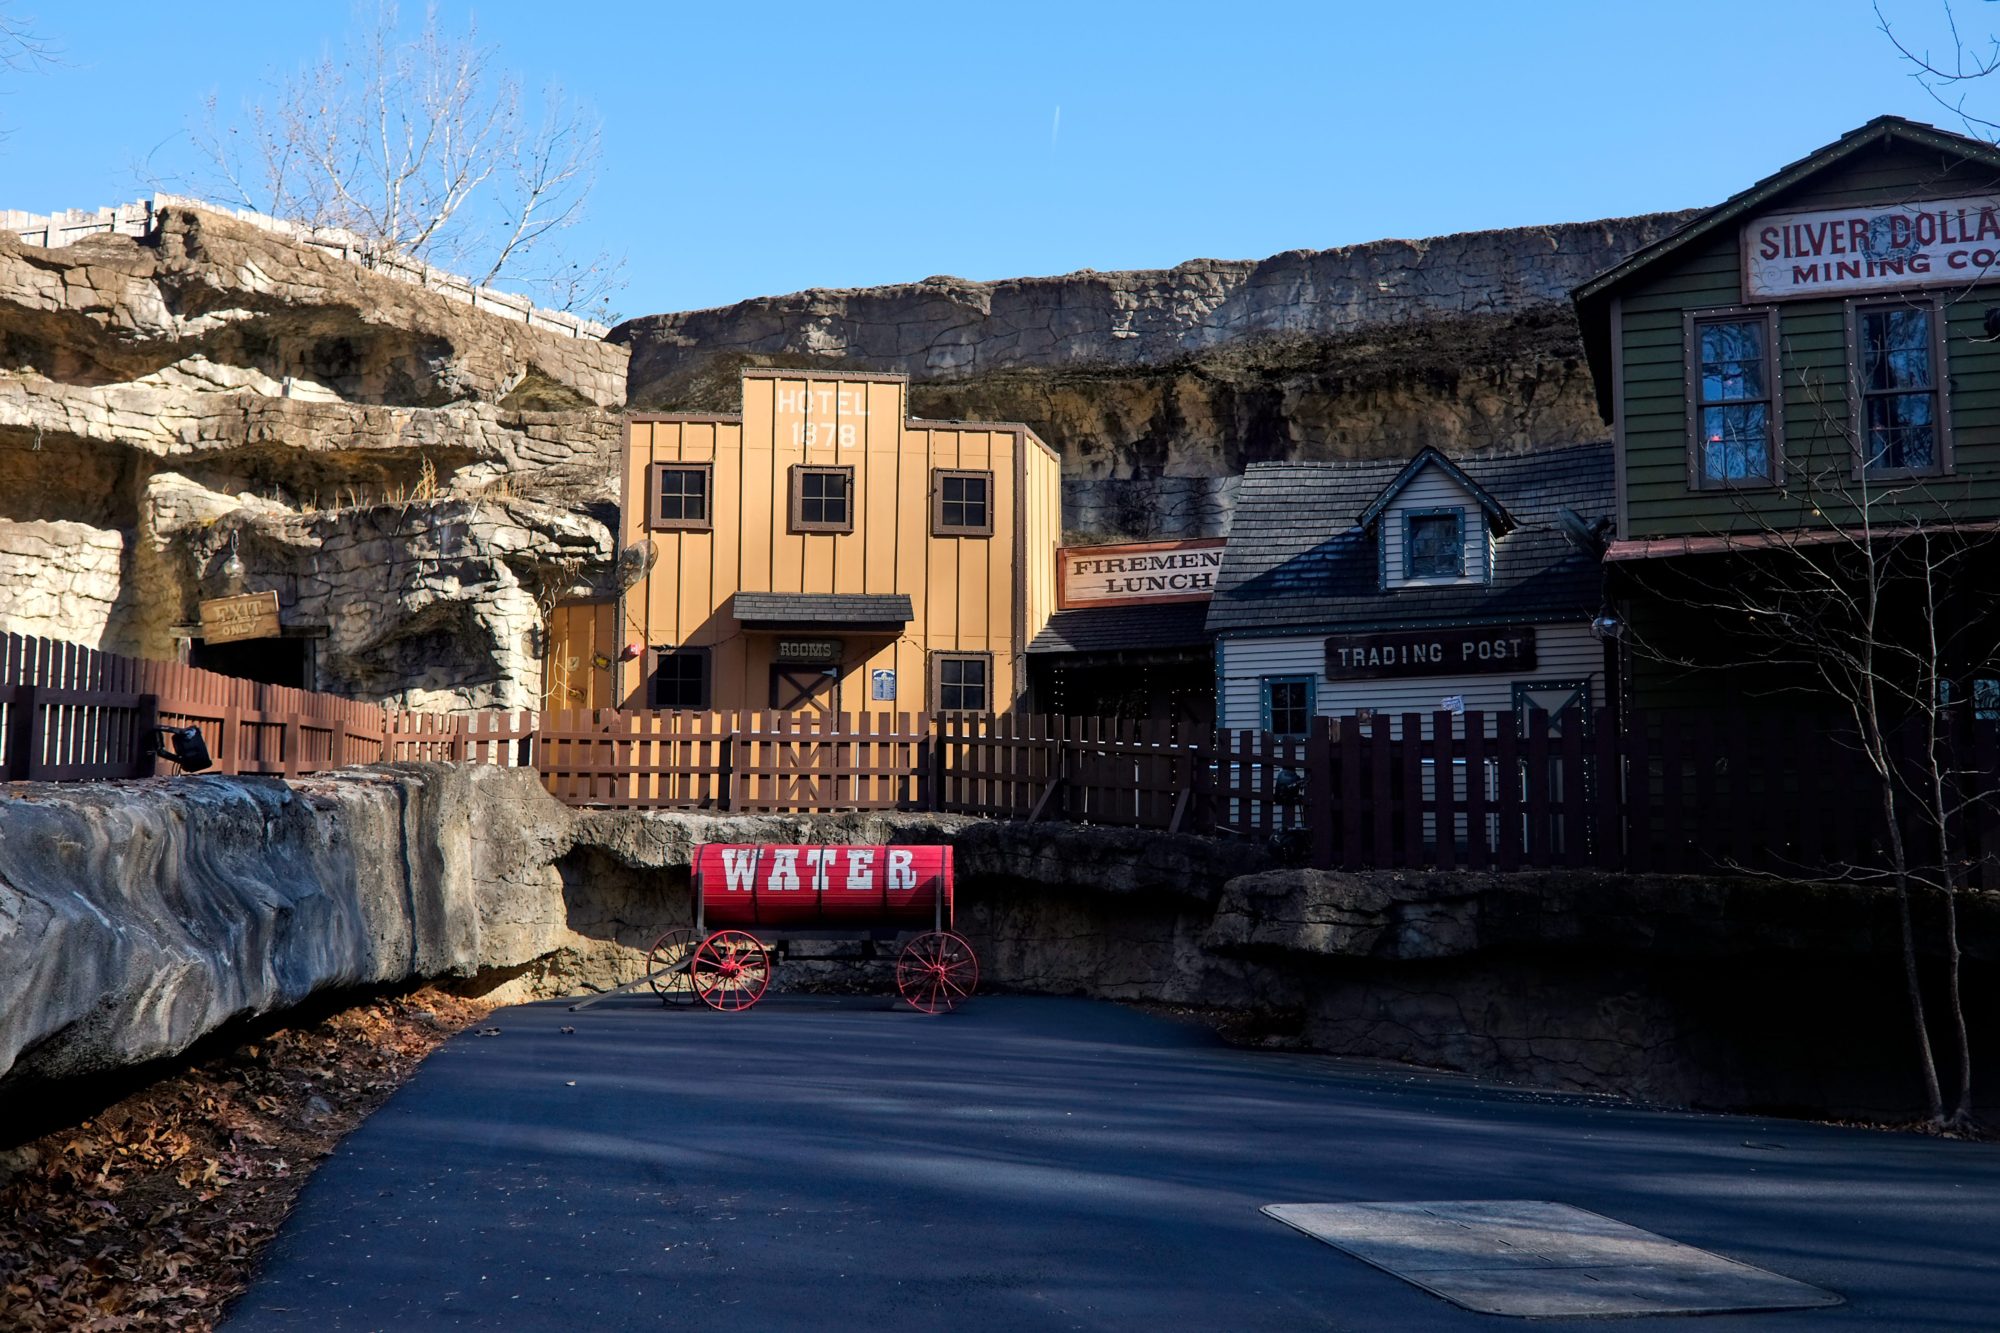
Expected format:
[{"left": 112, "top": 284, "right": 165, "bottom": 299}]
[
  {"left": 1405, "top": 511, "right": 1465, "bottom": 579},
  {"left": 1261, "top": 676, "right": 1315, "bottom": 737},
  {"left": 932, "top": 469, "right": 993, "bottom": 536},
  {"left": 1851, "top": 299, "right": 1948, "bottom": 477},
  {"left": 931, "top": 652, "right": 992, "bottom": 712},
  {"left": 650, "top": 647, "right": 710, "bottom": 709},
  {"left": 790, "top": 465, "right": 854, "bottom": 533},
  {"left": 646, "top": 462, "right": 712, "bottom": 531},
  {"left": 1685, "top": 309, "right": 1780, "bottom": 488}
]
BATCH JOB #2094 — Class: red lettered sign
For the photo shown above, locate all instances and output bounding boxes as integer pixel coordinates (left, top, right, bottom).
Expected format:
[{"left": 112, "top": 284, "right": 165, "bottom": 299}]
[{"left": 696, "top": 843, "right": 954, "bottom": 930}]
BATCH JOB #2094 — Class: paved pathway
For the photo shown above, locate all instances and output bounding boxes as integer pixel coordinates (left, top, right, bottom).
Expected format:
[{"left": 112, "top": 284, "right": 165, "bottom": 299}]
[{"left": 222, "top": 995, "right": 2000, "bottom": 1331}]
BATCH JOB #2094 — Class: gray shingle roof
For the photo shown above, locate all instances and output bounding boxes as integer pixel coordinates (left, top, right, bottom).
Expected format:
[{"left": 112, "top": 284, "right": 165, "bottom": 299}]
[
  {"left": 732, "top": 593, "right": 913, "bottom": 627},
  {"left": 1204, "top": 443, "right": 1614, "bottom": 636},
  {"left": 1026, "top": 602, "right": 1212, "bottom": 655}
]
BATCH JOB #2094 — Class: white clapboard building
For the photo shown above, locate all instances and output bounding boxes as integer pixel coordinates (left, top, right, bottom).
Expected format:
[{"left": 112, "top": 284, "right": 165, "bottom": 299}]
[{"left": 1205, "top": 443, "right": 1614, "bottom": 735}]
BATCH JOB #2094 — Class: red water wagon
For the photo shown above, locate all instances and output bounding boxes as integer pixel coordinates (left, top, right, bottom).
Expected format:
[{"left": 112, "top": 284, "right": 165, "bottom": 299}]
[{"left": 630, "top": 844, "right": 977, "bottom": 1014}]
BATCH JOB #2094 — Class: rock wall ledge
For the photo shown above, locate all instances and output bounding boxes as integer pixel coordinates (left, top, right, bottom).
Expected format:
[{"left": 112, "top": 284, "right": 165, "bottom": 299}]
[{"left": 1, "top": 766, "right": 1991, "bottom": 1120}]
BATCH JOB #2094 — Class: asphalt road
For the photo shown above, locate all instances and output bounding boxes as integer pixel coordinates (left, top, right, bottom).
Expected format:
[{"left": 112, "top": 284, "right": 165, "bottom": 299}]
[{"left": 221, "top": 995, "right": 2000, "bottom": 1331}]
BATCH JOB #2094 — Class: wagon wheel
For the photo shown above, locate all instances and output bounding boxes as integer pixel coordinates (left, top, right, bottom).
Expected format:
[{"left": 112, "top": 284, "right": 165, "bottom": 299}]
[
  {"left": 643, "top": 928, "right": 700, "bottom": 1005},
  {"left": 896, "top": 931, "right": 979, "bottom": 1014},
  {"left": 689, "top": 930, "right": 772, "bottom": 1012}
]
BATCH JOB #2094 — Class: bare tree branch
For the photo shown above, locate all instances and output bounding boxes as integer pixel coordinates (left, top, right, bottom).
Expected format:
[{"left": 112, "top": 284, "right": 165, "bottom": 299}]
[{"left": 187, "top": 1, "right": 621, "bottom": 313}]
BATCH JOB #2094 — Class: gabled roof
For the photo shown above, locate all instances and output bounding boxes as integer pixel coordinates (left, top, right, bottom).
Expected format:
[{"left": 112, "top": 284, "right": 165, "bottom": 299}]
[
  {"left": 1355, "top": 447, "right": 1516, "bottom": 535},
  {"left": 1572, "top": 116, "right": 2000, "bottom": 419},
  {"left": 1204, "top": 443, "right": 1613, "bottom": 637}
]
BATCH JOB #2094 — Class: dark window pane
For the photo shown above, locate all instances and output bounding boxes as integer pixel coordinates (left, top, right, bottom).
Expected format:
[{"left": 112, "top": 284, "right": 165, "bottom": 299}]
[
  {"left": 1267, "top": 680, "right": 1310, "bottom": 736},
  {"left": 1699, "top": 320, "right": 1766, "bottom": 402},
  {"left": 1701, "top": 404, "right": 1770, "bottom": 481},
  {"left": 1407, "top": 513, "right": 1463, "bottom": 578},
  {"left": 939, "top": 474, "right": 988, "bottom": 530},
  {"left": 799, "top": 471, "right": 849, "bottom": 526},
  {"left": 652, "top": 650, "right": 707, "bottom": 709},
  {"left": 939, "top": 657, "right": 988, "bottom": 711},
  {"left": 1862, "top": 308, "right": 1932, "bottom": 392},
  {"left": 657, "top": 468, "right": 706, "bottom": 522},
  {"left": 1865, "top": 392, "right": 1937, "bottom": 470}
]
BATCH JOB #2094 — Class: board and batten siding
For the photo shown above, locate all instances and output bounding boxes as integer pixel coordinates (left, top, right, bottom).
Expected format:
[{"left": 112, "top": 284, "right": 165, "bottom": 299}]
[
  {"left": 1377, "top": 465, "right": 1491, "bottom": 586},
  {"left": 1619, "top": 143, "right": 2000, "bottom": 540},
  {"left": 1216, "top": 622, "right": 1605, "bottom": 731},
  {"left": 619, "top": 371, "right": 1060, "bottom": 713}
]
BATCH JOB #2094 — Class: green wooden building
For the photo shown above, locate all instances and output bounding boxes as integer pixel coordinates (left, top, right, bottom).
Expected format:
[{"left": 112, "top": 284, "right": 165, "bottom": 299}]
[{"left": 1573, "top": 116, "right": 2000, "bottom": 711}]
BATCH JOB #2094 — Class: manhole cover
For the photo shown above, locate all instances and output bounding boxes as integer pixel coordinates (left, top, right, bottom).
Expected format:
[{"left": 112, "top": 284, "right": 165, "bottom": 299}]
[{"left": 1263, "top": 1200, "right": 1841, "bottom": 1318}]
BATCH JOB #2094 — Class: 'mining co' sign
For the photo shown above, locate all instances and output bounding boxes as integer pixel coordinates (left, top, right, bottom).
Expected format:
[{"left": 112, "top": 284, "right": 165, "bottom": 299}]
[
  {"left": 1057, "top": 538, "right": 1227, "bottom": 610},
  {"left": 1745, "top": 194, "right": 2000, "bottom": 300}
]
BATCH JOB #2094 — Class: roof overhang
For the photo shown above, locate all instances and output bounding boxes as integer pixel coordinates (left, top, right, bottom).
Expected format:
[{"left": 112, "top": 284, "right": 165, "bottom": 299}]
[
  {"left": 1605, "top": 521, "right": 2000, "bottom": 562},
  {"left": 731, "top": 592, "right": 913, "bottom": 630},
  {"left": 1355, "top": 447, "right": 1517, "bottom": 535}
]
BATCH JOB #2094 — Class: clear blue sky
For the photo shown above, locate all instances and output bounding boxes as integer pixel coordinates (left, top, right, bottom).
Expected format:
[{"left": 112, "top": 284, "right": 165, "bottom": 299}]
[{"left": 0, "top": 1, "right": 1981, "bottom": 319}]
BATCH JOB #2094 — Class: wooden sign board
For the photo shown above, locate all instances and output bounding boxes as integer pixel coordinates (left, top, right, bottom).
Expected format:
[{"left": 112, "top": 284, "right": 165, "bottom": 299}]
[
  {"left": 775, "top": 637, "right": 843, "bottom": 664},
  {"left": 198, "top": 590, "right": 281, "bottom": 645},
  {"left": 1743, "top": 194, "right": 2000, "bottom": 300},
  {"left": 1325, "top": 627, "right": 1535, "bottom": 680},
  {"left": 1057, "top": 538, "right": 1226, "bottom": 610}
]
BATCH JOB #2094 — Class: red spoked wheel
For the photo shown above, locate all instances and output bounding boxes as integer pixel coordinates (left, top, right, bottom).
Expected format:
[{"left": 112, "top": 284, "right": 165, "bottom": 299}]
[
  {"left": 689, "top": 930, "right": 772, "bottom": 1012},
  {"left": 896, "top": 931, "right": 979, "bottom": 1014},
  {"left": 643, "top": 928, "right": 700, "bottom": 1006}
]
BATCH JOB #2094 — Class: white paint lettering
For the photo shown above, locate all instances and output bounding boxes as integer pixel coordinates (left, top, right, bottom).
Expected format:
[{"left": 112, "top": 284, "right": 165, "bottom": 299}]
[
  {"left": 845, "top": 849, "right": 876, "bottom": 891},
  {"left": 803, "top": 847, "right": 836, "bottom": 893},
  {"left": 768, "top": 848, "right": 800, "bottom": 892},
  {"left": 887, "top": 849, "right": 917, "bottom": 891},
  {"left": 720, "top": 848, "right": 759, "bottom": 892}
]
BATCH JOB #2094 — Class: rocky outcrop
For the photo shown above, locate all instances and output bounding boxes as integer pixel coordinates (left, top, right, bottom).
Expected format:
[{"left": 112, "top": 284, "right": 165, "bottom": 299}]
[
  {"left": 0, "top": 207, "right": 628, "bottom": 706},
  {"left": 614, "top": 215, "right": 1696, "bottom": 540},
  {"left": 0, "top": 765, "right": 568, "bottom": 1089}
]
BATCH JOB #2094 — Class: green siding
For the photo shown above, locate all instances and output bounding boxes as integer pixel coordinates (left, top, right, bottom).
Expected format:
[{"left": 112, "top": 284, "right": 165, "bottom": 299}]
[{"left": 1619, "top": 142, "right": 2000, "bottom": 539}]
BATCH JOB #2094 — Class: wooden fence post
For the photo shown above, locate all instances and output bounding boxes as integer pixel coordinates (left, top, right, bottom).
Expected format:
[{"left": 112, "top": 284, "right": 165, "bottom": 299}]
[
  {"left": 4, "top": 684, "right": 37, "bottom": 781},
  {"left": 1306, "top": 715, "right": 1335, "bottom": 868}
]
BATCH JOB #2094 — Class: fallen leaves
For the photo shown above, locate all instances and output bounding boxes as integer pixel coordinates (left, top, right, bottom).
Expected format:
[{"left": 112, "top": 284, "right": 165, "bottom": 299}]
[{"left": 0, "top": 987, "right": 493, "bottom": 1332}]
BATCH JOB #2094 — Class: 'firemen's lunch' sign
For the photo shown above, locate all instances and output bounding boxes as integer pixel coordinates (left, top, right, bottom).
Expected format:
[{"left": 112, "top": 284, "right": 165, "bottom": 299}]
[
  {"left": 1057, "top": 539, "right": 1226, "bottom": 609},
  {"left": 1325, "top": 628, "right": 1536, "bottom": 679},
  {"left": 1744, "top": 194, "right": 2000, "bottom": 299}
]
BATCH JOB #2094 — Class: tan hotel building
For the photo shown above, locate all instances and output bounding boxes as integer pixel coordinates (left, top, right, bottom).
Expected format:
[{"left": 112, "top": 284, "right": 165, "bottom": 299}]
[{"left": 598, "top": 369, "right": 1063, "bottom": 714}]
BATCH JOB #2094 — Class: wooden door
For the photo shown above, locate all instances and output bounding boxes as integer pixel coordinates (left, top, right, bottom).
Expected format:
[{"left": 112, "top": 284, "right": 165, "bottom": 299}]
[{"left": 546, "top": 601, "right": 617, "bottom": 710}]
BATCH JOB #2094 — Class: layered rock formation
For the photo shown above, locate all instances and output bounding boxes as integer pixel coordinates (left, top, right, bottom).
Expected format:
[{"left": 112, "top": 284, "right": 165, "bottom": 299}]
[
  {"left": 0, "top": 206, "right": 627, "bottom": 707},
  {"left": 614, "top": 215, "right": 1696, "bottom": 539}
]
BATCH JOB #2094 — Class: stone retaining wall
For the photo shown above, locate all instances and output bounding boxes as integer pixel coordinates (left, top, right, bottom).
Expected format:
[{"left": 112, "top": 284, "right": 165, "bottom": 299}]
[{"left": 0, "top": 765, "right": 1990, "bottom": 1121}]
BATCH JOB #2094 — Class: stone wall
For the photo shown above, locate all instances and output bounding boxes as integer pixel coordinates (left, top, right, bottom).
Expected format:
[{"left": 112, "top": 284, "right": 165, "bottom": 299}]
[
  {"left": 0, "top": 206, "right": 629, "bottom": 708},
  {"left": 2, "top": 767, "right": 1989, "bottom": 1121},
  {"left": 614, "top": 215, "right": 1697, "bottom": 540}
]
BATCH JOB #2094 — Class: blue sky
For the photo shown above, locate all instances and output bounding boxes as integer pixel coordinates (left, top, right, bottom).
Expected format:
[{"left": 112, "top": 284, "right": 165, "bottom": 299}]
[{"left": 0, "top": 1, "right": 1983, "bottom": 319}]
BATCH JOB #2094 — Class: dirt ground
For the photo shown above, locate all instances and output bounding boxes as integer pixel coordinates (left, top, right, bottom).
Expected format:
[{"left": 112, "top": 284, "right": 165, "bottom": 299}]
[{"left": 0, "top": 988, "right": 494, "bottom": 1332}]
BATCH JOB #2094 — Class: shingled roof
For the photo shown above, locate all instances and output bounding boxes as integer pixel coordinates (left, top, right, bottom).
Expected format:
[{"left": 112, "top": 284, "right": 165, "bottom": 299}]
[
  {"left": 1205, "top": 442, "right": 1614, "bottom": 636},
  {"left": 1026, "top": 602, "right": 1212, "bottom": 656}
]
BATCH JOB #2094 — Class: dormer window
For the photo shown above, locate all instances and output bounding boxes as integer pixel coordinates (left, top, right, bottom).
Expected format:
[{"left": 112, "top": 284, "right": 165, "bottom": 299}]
[{"left": 1406, "top": 511, "right": 1465, "bottom": 579}]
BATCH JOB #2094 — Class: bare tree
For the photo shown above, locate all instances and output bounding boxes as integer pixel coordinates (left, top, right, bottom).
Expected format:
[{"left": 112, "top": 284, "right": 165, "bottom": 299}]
[
  {"left": 1622, "top": 373, "right": 1992, "bottom": 1131},
  {"left": 191, "top": 2, "right": 619, "bottom": 317}
]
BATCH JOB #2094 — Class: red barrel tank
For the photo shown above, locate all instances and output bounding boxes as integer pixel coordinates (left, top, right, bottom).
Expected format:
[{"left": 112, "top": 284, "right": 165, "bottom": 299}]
[{"left": 695, "top": 843, "right": 954, "bottom": 930}]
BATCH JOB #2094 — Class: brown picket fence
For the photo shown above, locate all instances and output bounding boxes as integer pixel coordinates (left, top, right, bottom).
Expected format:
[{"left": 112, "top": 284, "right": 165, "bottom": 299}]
[
  {"left": 11, "top": 632, "right": 2000, "bottom": 880},
  {"left": 0, "top": 632, "right": 386, "bottom": 781}
]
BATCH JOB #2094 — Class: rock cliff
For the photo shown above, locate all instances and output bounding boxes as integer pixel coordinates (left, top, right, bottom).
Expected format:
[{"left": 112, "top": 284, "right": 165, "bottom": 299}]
[
  {"left": 0, "top": 206, "right": 627, "bottom": 707},
  {"left": 614, "top": 214, "right": 1696, "bottom": 538}
]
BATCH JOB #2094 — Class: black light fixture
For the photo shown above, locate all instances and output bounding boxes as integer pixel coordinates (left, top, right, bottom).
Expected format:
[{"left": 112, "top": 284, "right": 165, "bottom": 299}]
[{"left": 147, "top": 725, "right": 213, "bottom": 773}]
